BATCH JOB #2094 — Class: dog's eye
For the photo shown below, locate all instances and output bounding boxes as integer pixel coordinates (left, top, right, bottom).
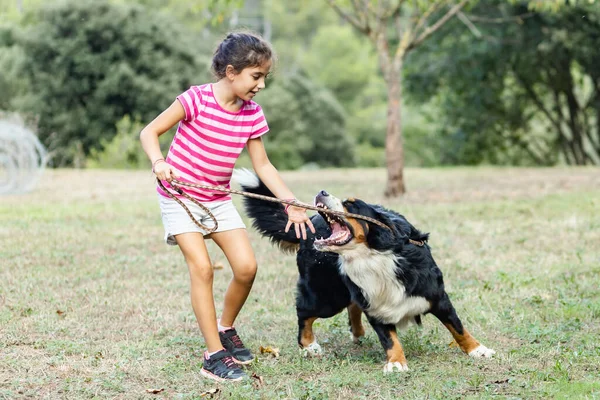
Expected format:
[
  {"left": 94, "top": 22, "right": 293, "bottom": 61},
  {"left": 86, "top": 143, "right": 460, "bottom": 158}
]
[{"left": 343, "top": 198, "right": 357, "bottom": 208}]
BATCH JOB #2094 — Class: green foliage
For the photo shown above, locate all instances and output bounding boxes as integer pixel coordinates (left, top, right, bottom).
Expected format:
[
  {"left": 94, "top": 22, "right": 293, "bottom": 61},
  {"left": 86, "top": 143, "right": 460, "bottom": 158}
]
[
  {"left": 268, "top": 4, "right": 392, "bottom": 166},
  {"left": 347, "top": 102, "right": 387, "bottom": 149},
  {"left": 259, "top": 73, "right": 356, "bottom": 169},
  {"left": 403, "top": 109, "right": 447, "bottom": 167},
  {"left": 0, "top": 0, "right": 45, "bottom": 21},
  {"left": 113, "top": 0, "right": 243, "bottom": 29},
  {"left": 12, "top": 0, "right": 201, "bottom": 166},
  {"left": 266, "top": 0, "right": 337, "bottom": 74},
  {"left": 0, "top": 24, "right": 28, "bottom": 111},
  {"left": 87, "top": 116, "right": 149, "bottom": 169},
  {"left": 517, "top": 0, "right": 597, "bottom": 12},
  {"left": 405, "top": 0, "right": 600, "bottom": 165},
  {"left": 355, "top": 143, "right": 385, "bottom": 168},
  {"left": 302, "top": 25, "right": 377, "bottom": 110},
  {"left": 301, "top": 22, "right": 396, "bottom": 161},
  {"left": 7, "top": 0, "right": 597, "bottom": 170}
]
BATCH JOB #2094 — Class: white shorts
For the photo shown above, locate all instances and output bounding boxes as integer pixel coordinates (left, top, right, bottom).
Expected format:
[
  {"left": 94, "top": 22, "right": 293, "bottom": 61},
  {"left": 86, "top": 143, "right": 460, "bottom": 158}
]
[{"left": 158, "top": 194, "right": 246, "bottom": 245}]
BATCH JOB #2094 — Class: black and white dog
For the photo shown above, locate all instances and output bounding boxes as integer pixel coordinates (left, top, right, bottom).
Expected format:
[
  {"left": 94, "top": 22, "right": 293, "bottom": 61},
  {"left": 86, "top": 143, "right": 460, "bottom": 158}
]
[{"left": 236, "top": 170, "right": 495, "bottom": 372}]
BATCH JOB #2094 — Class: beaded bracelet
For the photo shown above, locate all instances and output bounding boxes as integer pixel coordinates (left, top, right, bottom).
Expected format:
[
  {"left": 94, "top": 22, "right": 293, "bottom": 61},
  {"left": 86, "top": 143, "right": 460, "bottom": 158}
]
[
  {"left": 152, "top": 158, "right": 166, "bottom": 173},
  {"left": 283, "top": 198, "right": 297, "bottom": 214}
]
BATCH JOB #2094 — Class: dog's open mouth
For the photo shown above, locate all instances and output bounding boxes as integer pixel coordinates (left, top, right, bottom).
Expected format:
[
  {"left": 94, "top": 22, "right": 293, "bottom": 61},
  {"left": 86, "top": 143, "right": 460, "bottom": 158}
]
[{"left": 314, "top": 202, "right": 353, "bottom": 247}]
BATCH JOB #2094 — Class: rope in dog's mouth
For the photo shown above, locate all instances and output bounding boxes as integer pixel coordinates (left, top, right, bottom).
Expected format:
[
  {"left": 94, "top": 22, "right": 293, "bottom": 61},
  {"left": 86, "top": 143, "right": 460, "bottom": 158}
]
[{"left": 156, "top": 178, "right": 393, "bottom": 233}]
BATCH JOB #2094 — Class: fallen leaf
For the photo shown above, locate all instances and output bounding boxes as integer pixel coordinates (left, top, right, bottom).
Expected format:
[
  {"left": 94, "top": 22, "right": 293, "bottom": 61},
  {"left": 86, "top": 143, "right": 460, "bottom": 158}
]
[
  {"left": 448, "top": 340, "right": 459, "bottom": 348},
  {"left": 145, "top": 388, "right": 164, "bottom": 394},
  {"left": 200, "top": 388, "right": 219, "bottom": 397},
  {"left": 212, "top": 261, "right": 224, "bottom": 270},
  {"left": 251, "top": 372, "right": 264, "bottom": 388},
  {"left": 56, "top": 310, "right": 65, "bottom": 316},
  {"left": 259, "top": 345, "right": 280, "bottom": 358}
]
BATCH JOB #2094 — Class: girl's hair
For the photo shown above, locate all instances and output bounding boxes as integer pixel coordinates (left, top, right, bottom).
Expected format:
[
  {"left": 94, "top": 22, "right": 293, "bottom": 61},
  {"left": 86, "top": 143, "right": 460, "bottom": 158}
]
[{"left": 211, "top": 31, "right": 274, "bottom": 79}]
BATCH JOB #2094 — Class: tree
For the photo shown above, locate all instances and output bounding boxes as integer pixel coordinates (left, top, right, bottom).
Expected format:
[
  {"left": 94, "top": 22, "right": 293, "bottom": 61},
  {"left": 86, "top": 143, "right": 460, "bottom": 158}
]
[
  {"left": 0, "top": 24, "right": 28, "bottom": 111},
  {"left": 326, "top": 0, "right": 470, "bottom": 197},
  {"left": 323, "top": 0, "right": 598, "bottom": 194},
  {"left": 405, "top": 0, "right": 600, "bottom": 165},
  {"left": 13, "top": 0, "right": 201, "bottom": 166}
]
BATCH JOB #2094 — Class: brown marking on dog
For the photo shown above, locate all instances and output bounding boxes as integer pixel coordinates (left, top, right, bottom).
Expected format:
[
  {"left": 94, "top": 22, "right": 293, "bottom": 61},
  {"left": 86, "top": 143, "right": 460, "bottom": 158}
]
[
  {"left": 299, "top": 317, "right": 318, "bottom": 348},
  {"left": 386, "top": 330, "right": 407, "bottom": 364},
  {"left": 444, "top": 324, "right": 481, "bottom": 354},
  {"left": 344, "top": 206, "right": 368, "bottom": 243},
  {"left": 347, "top": 303, "right": 365, "bottom": 341}
]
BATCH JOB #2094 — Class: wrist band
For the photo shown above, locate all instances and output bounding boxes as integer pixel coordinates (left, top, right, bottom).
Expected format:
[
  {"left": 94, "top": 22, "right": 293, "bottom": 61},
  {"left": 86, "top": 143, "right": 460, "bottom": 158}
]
[
  {"left": 283, "top": 198, "right": 297, "bottom": 214},
  {"left": 152, "top": 158, "right": 165, "bottom": 173}
]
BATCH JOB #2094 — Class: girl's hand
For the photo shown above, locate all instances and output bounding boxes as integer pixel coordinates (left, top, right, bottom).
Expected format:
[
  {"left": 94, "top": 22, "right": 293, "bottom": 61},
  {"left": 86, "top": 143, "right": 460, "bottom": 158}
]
[
  {"left": 285, "top": 203, "right": 316, "bottom": 240},
  {"left": 153, "top": 159, "right": 179, "bottom": 182}
]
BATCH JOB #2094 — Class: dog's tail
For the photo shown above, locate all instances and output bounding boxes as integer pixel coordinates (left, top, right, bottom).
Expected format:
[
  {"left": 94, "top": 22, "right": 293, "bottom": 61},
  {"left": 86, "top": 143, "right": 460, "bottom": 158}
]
[{"left": 233, "top": 169, "right": 300, "bottom": 254}]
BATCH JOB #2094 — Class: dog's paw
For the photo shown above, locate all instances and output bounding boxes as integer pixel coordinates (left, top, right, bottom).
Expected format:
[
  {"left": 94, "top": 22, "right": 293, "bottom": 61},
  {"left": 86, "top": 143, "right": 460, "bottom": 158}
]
[
  {"left": 301, "top": 341, "right": 323, "bottom": 357},
  {"left": 468, "top": 345, "right": 495, "bottom": 358},
  {"left": 351, "top": 333, "right": 364, "bottom": 344},
  {"left": 383, "top": 362, "right": 409, "bottom": 373}
]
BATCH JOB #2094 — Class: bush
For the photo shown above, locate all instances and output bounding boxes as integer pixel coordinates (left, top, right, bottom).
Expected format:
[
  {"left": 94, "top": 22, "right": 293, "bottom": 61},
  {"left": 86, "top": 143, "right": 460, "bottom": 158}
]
[
  {"left": 0, "top": 24, "right": 28, "bottom": 111},
  {"left": 87, "top": 116, "right": 149, "bottom": 169},
  {"left": 14, "top": 0, "right": 201, "bottom": 166},
  {"left": 355, "top": 143, "right": 385, "bottom": 168},
  {"left": 259, "top": 72, "right": 356, "bottom": 169}
]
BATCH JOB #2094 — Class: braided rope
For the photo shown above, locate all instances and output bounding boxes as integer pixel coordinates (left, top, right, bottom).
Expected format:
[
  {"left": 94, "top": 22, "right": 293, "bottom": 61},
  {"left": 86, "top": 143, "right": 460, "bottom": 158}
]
[
  {"left": 157, "top": 178, "right": 219, "bottom": 233},
  {"left": 158, "top": 178, "right": 392, "bottom": 231}
]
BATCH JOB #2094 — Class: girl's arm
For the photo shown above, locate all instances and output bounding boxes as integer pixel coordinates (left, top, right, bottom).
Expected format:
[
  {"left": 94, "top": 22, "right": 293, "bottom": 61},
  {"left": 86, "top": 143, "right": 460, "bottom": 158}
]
[
  {"left": 140, "top": 100, "right": 185, "bottom": 182},
  {"left": 247, "top": 137, "right": 315, "bottom": 240}
]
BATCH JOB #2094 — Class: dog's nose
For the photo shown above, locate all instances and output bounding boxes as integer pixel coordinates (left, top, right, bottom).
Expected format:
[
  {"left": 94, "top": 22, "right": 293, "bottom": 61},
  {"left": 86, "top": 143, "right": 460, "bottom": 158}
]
[{"left": 319, "top": 190, "right": 329, "bottom": 197}]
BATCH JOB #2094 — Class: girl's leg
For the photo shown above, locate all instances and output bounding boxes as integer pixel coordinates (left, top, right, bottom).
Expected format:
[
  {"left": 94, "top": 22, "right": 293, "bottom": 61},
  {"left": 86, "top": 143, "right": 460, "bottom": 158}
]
[
  {"left": 210, "top": 228, "right": 257, "bottom": 327},
  {"left": 175, "top": 232, "right": 222, "bottom": 353}
]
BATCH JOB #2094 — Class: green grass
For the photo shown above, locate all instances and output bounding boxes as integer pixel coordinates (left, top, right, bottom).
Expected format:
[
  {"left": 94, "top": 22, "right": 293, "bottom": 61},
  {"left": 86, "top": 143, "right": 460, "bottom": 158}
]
[{"left": 1, "top": 167, "right": 599, "bottom": 399}]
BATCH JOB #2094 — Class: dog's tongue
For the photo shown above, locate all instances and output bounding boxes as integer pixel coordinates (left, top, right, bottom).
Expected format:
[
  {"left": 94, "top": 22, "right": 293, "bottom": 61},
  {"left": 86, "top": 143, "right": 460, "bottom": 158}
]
[{"left": 331, "top": 222, "right": 344, "bottom": 234}]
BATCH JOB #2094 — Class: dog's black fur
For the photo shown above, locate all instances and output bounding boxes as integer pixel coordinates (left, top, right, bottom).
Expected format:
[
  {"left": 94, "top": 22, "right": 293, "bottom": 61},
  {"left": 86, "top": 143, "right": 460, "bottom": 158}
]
[{"left": 238, "top": 171, "right": 494, "bottom": 371}]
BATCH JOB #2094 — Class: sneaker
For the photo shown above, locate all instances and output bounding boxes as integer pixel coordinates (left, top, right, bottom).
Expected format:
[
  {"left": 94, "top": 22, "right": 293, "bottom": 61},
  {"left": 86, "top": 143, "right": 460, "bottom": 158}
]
[
  {"left": 200, "top": 349, "right": 247, "bottom": 382},
  {"left": 219, "top": 328, "right": 254, "bottom": 365}
]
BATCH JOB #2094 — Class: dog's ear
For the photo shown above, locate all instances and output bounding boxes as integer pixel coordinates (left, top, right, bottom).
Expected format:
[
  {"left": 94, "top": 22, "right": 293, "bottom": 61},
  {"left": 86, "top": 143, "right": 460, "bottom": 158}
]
[{"left": 366, "top": 212, "right": 405, "bottom": 251}]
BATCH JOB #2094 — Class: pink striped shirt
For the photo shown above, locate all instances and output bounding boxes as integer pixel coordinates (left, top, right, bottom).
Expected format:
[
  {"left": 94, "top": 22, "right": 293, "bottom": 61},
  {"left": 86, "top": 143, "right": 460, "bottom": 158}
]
[{"left": 157, "top": 84, "right": 269, "bottom": 202}]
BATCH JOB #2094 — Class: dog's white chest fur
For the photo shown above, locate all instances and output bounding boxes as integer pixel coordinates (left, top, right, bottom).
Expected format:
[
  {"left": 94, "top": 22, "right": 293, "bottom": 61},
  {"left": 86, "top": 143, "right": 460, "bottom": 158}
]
[{"left": 338, "top": 247, "right": 430, "bottom": 326}]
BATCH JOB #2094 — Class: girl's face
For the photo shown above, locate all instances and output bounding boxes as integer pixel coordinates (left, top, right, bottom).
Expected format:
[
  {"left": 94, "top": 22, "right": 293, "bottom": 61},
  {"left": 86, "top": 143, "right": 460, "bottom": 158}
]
[{"left": 228, "top": 60, "right": 272, "bottom": 101}]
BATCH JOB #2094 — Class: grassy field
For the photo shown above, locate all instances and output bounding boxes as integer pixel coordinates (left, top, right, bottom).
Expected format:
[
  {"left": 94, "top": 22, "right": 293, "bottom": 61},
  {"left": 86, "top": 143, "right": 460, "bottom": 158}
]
[{"left": 1, "top": 167, "right": 599, "bottom": 399}]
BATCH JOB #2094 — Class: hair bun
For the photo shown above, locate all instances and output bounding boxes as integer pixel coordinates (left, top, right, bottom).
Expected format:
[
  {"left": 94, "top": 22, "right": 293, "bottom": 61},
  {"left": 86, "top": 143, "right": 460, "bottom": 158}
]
[{"left": 211, "top": 31, "right": 274, "bottom": 80}]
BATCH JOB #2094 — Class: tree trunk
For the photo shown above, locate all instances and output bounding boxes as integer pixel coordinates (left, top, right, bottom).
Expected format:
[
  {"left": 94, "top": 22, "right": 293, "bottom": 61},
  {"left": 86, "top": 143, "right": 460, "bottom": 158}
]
[{"left": 383, "top": 62, "right": 405, "bottom": 197}]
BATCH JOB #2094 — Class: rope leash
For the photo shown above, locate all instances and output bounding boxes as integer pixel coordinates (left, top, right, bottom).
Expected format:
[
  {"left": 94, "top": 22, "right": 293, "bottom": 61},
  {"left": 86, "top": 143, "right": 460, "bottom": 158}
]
[
  {"left": 157, "top": 178, "right": 393, "bottom": 232},
  {"left": 157, "top": 178, "right": 219, "bottom": 232}
]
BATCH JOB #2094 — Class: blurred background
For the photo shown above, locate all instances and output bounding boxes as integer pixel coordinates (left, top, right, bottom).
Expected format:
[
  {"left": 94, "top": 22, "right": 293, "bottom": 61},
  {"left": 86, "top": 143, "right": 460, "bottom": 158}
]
[{"left": 1, "top": 0, "right": 598, "bottom": 194}]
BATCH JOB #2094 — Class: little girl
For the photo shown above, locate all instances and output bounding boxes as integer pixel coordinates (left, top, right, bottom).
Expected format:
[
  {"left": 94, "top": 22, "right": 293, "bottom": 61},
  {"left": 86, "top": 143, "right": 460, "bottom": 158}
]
[{"left": 140, "top": 31, "right": 315, "bottom": 382}]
